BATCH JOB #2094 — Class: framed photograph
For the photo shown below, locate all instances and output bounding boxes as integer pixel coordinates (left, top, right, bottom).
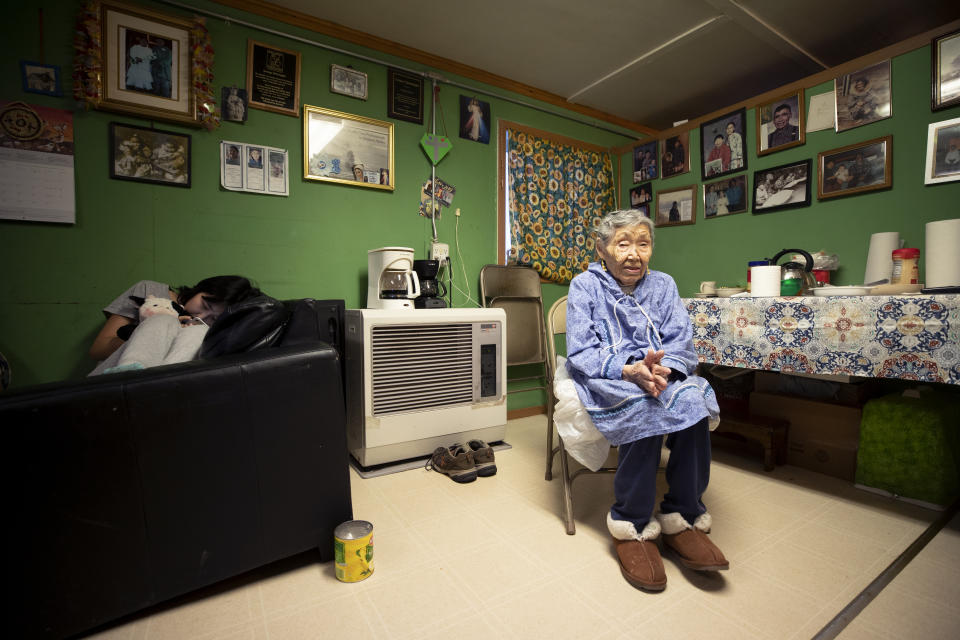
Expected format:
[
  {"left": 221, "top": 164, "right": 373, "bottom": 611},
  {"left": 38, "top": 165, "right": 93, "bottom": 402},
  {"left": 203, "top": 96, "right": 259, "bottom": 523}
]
[
  {"left": 20, "top": 61, "right": 62, "bottom": 96},
  {"left": 932, "top": 29, "right": 960, "bottom": 111},
  {"left": 655, "top": 185, "right": 696, "bottom": 227},
  {"left": 109, "top": 121, "right": 190, "bottom": 187},
  {"left": 331, "top": 64, "right": 368, "bottom": 100},
  {"left": 752, "top": 160, "right": 811, "bottom": 213},
  {"left": 661, "top": 131, "right": 689, "bottom": 178},
  {"left": 818, "top": 136, "right": 892, "bottom": 200},
  {"left": 835, "top": 60, "right": 891, "bottom": 132},
  {"left": 97, "top": 1, "right": 197, "bottom": 125},
  {"left": 247, "top": 39, "right": 301, "bottom": 117},
  {"left": 757, "top": 90, "right": 805, "bottom": 156},
  {"left": 630, "top": 182, "right": 653, "bottom": 208},
  {"left": 387, "top": 68, "right": 424, "bottom": 124},
  {"left": 703, "top": 175, "right": 748, "bottom": 218},
  {"left": 700, "top": 108, "right": 747, "bottom": 180},
  {"left": 459, "top": 95, "right": 490, "bottom": 144},
  {"left": 221, "top": 86, "right": 248, "bottom": 122},
  {"left": 303, "top": 104, "right": 394, "bottom": 190},
  {"left": 924, "top": 117, "right": 960, "bottom": 185},
  {"left": 632, "top": 140, "right": 658, "bottom": 182}
]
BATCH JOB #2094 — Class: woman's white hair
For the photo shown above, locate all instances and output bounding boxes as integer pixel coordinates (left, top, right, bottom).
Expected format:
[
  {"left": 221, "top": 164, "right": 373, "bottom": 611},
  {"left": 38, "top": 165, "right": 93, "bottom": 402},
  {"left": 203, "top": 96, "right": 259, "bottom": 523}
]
[{"left": 594, "top": 209, "right": 655, "bottom": 247}]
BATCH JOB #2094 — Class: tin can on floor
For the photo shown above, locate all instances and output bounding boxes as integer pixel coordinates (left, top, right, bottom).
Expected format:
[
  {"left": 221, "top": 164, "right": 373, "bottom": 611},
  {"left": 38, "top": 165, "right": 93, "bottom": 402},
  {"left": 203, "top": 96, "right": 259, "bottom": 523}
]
[{"left": 334, "top": 520, "right": 374, "bottom": 582}]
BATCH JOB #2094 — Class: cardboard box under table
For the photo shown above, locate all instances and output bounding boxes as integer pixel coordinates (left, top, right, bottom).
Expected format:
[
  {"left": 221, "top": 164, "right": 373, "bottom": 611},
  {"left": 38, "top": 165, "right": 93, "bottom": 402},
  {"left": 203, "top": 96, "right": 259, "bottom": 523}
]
[
  {"left": 750, "top": 391, "right": 862, "bottom": 481},
  {"left": 855, "top": 390, "right": 960, "bottom": 509}
]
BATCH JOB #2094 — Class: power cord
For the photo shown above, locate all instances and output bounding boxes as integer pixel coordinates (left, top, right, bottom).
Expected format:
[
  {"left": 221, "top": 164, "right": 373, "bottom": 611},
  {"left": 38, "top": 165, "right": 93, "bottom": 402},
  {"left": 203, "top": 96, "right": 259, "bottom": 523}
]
[{"left": 451, "top": 208, "right": 480, "bottom": 307}]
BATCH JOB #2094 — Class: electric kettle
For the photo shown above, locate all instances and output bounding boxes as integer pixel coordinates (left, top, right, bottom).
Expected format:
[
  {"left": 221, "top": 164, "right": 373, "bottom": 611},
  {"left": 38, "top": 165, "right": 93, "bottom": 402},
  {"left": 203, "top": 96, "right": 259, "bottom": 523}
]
[{"left": 770, "top": 248, "right": 818, "bottom": 295}]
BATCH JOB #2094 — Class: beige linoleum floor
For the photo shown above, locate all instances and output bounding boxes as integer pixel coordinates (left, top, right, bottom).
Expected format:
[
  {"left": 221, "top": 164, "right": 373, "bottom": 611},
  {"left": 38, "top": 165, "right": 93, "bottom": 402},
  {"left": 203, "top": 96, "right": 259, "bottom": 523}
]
[{"left": 88, "top": 415, "right": 960, "bottom": 640}]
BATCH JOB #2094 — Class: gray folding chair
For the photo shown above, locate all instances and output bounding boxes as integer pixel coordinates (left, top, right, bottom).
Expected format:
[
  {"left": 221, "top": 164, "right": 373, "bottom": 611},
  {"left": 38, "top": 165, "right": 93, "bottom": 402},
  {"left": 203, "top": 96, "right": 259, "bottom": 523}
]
[
  {"left": 544, "top": 295, "right": 617, "bottom": 534},
  {"left": 479, "top": 265, "right": 548, "bottom": 395}
]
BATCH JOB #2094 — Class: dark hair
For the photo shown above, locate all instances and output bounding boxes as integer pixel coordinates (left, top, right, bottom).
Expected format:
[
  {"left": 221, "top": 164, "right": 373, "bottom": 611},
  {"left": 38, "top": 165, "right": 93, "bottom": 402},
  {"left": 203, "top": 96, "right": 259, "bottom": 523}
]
[
  {"left": 176, "top": 275, "right": 261, "bottom": 307},
  {"left": 774, "top": 103, "right": 791, "bottom": 114},
  {"left": 714, "top": 134, "right": 724, "bottom": 142}
]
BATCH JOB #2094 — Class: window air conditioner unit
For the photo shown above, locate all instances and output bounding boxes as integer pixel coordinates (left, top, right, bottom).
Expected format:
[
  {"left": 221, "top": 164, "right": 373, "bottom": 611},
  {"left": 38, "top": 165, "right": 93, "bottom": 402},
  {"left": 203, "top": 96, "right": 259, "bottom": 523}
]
[{"left": 344, "top": 308, "right": 507, "bottom": 468}]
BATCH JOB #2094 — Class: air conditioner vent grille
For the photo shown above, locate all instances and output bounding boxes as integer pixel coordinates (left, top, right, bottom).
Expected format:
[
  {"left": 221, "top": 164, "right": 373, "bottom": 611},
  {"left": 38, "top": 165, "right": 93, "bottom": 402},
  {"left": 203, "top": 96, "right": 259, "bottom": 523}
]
[{"left": 371, "top": 323, "right": 474, "bottom": 415}]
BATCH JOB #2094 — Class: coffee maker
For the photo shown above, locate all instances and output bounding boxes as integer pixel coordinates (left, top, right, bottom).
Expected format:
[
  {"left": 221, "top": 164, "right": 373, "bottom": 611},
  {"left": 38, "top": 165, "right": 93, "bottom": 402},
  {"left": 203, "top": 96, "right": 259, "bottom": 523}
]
[
  {"left": 413, "top": 259, "right": 447, "bottom": 308},
  {"left": 367, "top": 247, "right": 420, "bottom": 309}
]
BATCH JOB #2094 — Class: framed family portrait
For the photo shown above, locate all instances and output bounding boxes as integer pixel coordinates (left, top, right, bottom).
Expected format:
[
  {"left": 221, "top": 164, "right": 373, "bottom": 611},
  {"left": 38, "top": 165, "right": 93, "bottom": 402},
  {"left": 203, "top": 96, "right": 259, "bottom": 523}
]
[
  {"left": 835, "top": 60, "right": 891, "bottom": 132},
  {"left": 818, "top": 135, "right": 892, "bottom": 200},
  {"left": 303, "top": 104, "right": 394, "bottom": 190},
  {"left": 700, "top": 108, "right": 747, "bottom": 180},
  {"left": 756, "top": 90, "right": 804, "bottom": 156},
  {"left": 932, "top": 29, "right": 960, "bottom": 111},
  {"left": 752, "top": 159, "right": 811, "bottom": 214},
  {"left": 655, "top": 185, "right": 696, "bottom": 227},
  {"left": 661, "top": 131, "right": 689, "bottom": 178},
  {"left": 330, "top": 64, "right": 368, "bottom": 100},
  {"left": 924, "top": 117, "right": 960, "bottom": 185},
  {"left": 20, "top": 61, "right": 62, "bottom": 97},
  {"left": 109, "top": 121, "right": 190, "bottom": 187},
  {"left": 97, "top": 1, "right": 197, "bottom": 125},
  {"left": 630, "top": 182, "right": 653, "bottom": 208},
  {"left": 633, "top": 140, "right": 658, "bottom": 182},
  {"left": 703, "top": 175, "right": 748, "bottom": 218},
  {"left": 247, "top": 39, "right": 301, "bottom": 117}
]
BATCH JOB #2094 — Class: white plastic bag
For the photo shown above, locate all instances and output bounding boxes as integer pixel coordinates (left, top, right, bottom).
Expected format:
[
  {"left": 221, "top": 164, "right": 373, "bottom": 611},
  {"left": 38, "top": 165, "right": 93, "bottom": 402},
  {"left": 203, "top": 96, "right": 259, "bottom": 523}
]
[{"left": 552, "top": 356, "right": 612, "bottom": 471}]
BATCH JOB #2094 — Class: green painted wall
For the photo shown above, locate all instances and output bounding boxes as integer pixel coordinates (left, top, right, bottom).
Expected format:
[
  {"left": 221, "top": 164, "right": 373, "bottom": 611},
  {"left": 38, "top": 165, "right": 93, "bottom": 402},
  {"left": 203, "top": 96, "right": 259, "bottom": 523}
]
[
  {"left": 4, "top": 2, "right": 957, "bottom": 413},
  {"left": 0, "top": 0, "right": 632, "bottom": 390},
  {"left": 622, "top": 46, "right": 960, "bottom": 297}
]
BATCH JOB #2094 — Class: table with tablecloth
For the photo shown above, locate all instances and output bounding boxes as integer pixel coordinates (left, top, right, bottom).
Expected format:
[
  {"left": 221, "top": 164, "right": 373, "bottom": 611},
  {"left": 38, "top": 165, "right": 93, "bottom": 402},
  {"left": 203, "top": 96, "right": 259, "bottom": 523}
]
[{"left": 683, "top": 294, "right": 960, "bottom": 384}]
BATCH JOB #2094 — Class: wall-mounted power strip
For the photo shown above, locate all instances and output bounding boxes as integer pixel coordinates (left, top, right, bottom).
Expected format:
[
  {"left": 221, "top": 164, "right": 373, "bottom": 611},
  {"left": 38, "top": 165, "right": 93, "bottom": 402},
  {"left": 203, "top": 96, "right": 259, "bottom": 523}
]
[{"left": 430, "top": 242, "right": 449, "bottom": 262}]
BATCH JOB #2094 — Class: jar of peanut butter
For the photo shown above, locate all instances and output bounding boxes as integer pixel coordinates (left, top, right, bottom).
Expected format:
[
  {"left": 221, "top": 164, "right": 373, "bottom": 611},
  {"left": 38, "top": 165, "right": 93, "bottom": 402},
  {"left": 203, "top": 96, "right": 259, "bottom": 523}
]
[{"left": 891, "top": 248, "right": 920, "bottom": 285}]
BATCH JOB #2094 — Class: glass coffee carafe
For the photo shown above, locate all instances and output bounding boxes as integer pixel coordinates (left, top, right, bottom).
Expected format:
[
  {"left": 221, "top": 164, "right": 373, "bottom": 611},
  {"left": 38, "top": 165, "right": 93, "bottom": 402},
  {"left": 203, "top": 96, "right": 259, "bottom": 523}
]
[{"left": 379, "top": 269, "right": 417, "bottom": 299}]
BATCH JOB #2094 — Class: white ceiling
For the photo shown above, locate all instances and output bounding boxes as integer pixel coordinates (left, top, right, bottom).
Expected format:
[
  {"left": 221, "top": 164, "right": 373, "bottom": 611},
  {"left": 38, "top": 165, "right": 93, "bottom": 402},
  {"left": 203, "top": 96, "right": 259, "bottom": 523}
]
[{"left": 267, "top": 0, "right": 960, "bottom": 132}]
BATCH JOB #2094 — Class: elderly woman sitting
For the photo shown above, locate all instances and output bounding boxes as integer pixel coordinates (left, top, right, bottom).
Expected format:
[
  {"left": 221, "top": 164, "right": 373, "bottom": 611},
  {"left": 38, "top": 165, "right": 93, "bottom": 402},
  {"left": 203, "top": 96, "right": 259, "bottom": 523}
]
[{"left": 565, "top": 209, "right": 725, "bottom": 592}]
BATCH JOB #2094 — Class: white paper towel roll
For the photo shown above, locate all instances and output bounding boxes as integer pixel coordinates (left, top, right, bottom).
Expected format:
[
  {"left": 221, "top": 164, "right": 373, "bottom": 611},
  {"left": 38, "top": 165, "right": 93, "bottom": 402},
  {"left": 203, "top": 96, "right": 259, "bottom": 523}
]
[
  {"left": 925, "top": 218, "right": 960, "bottom": 288},
  {"left": 751, "top": 265, "right": 781, "bottom": 296},
  {"left": 864, "top": 232, "right": 900, "bottom": 284}
]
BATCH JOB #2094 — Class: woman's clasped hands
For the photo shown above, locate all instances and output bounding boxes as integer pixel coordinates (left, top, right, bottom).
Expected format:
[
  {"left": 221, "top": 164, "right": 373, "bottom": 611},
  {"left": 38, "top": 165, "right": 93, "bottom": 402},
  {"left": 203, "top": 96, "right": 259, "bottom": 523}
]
[{"left": 622, "top": 349, "right": 671, "bottom": 397}]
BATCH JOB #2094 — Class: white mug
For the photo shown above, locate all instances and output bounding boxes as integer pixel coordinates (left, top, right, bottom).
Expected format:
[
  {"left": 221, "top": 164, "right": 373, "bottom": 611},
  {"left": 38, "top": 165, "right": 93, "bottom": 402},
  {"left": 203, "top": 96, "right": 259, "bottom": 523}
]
[
  {"left": 699, "top": 280, "right": 717, "bottom": 294},
  {"left": 751, "top": 266, "right": 782, "bottom": 297}
]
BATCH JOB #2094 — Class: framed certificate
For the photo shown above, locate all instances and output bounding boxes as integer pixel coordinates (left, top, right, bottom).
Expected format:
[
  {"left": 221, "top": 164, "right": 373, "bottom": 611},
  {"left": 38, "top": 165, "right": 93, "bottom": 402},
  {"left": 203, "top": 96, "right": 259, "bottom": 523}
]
[
  {"left": 303, "top": 105, "right": 394, "bottom": 191},
  {"left": 387, "top": 68, "right": 424, "bottom": 124},
  {"left": 246, "top": 39, "right": 301, "bottom": 117}
]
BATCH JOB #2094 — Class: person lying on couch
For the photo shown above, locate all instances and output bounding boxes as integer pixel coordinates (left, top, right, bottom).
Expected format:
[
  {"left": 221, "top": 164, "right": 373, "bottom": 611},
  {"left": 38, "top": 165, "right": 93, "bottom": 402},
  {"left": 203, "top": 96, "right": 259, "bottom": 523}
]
[
  {"left": 89, "top": 276, "right": 262, "bottom": 375},
  {"left": 565, "top": 209, "right": 726, "bottom": 592}
]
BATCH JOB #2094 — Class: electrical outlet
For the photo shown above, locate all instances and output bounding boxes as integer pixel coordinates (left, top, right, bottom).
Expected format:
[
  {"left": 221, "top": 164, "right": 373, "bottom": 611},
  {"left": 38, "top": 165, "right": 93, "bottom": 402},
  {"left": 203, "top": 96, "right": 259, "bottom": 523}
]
[{"left": 430, "top": 242, "right": 449, "bottom": 262}]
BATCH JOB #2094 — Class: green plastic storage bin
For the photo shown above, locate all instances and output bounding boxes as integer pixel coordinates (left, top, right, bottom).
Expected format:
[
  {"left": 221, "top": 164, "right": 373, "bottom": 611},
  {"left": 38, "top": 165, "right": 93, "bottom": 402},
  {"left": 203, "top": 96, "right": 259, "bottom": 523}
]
[{"left": 855, "top": 390, "right": 960, "bottom": 507}]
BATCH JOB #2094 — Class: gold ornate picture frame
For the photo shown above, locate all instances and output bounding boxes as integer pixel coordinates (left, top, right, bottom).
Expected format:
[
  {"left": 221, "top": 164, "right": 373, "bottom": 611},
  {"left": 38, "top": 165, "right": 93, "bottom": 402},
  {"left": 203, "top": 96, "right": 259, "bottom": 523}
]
[{"left": 303, "top": 105, "right": 394, "bottom": 190}]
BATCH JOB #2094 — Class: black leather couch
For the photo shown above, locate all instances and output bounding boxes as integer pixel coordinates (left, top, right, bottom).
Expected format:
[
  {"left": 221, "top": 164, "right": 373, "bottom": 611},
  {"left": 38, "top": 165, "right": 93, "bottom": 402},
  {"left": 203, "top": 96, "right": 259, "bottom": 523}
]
[{"left": 3, "top": 299, "right": 352, "bottom": 639}]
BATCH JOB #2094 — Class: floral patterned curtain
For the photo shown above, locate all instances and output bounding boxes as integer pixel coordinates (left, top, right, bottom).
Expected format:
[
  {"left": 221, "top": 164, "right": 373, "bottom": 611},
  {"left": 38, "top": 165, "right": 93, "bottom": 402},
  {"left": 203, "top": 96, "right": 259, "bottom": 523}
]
[{"left": 506, "top": 127, "right": 616, "bottom": 284}]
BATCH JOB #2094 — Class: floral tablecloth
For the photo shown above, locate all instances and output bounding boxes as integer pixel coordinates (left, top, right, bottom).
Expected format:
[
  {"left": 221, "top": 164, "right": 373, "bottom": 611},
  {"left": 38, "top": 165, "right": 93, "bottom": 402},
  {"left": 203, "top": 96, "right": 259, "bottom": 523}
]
[{"left": 683, "top": 295, "right": 960, "bottom": 384}]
